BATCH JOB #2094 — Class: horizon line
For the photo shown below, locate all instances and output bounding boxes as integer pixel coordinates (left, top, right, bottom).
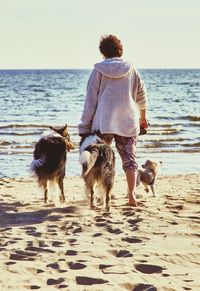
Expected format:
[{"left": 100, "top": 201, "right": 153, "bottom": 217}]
[{"left": 0, "top": 67, "right": 200, "bottom": 70}]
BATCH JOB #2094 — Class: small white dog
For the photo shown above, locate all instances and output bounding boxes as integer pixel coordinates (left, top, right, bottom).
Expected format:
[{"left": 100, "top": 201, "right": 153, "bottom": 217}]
[{"left": 137, "top": 159, "right": 162, "bottom": 197}]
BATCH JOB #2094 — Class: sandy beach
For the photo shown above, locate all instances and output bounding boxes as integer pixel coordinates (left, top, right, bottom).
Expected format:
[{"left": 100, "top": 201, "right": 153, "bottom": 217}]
[{"left": 0, "top": 174, "right": 199, "bottom": 291}]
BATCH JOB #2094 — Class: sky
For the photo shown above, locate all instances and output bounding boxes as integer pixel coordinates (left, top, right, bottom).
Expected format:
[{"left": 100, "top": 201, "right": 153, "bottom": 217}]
[{"left": 0, "top": 0, "right": 200, "bottom": 69}]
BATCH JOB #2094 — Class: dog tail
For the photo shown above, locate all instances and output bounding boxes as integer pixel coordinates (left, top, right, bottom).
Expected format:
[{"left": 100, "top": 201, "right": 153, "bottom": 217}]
[
  {"left": 30, "top": 157, "right": 45, "bottom": 172},
  {"left": 31, "top": 136, "right": 66, "bottom": 175},
  {"left": 79, "top": 150, "right": 97, "bottom": 177}
]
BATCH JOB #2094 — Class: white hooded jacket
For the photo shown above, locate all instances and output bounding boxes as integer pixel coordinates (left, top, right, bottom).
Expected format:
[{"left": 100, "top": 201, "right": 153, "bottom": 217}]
[{"left": 78, "top": 58, "right": 148, "bottom": 137}]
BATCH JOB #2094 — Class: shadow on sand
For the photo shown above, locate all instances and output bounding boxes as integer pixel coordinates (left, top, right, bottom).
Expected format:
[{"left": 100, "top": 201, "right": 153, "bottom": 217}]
[{"left": 0, "top": 201, "right": 78, "bottom": 228}]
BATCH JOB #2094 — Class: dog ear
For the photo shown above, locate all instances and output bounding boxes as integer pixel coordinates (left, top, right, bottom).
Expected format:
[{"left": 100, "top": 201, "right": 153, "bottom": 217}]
[{"left": 50, "top": 125, "right": 68, "bottom": 137}]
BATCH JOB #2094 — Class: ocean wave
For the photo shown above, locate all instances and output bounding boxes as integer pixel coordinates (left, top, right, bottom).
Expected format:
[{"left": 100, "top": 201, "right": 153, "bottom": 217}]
[
  {"left": 180, "top": 116, "right": 200, "bottom": 121},
  {"left": 0, "top": 123, "right": 75, "bottom": 129},
  {"left": 0, "top": 131, "right": 41, "bottom": 136},
  {"left": 144, "top": 137, "right": 186, "bottom": 142},
  {"left": 150, "top": 123, "right": 173, "bottom": 128},
  {"left": 178, "top": 82, "right": 200, "bottom": 86},
  {"left": 32, "top": 89, "right": 46, "bottom": 92},
  {"left": 182, "top": 142, "right": 200, "bottom": 147},
  {"left": 138, "top": 148, "right": 200, "bottom": 154},
  {"left": 0, "top": 150, "right": 32, "bottom": 155},
  {"left": 0, "top": 141, "right": 11, "bottom": 146},
  {"left": 155, "top": 116, "right": 200, "bottom": 122},
  {"left": 0, "top": 124, "right": 48, "bottom": 129},
  {"left": 140, "top": 141, "right": 200, "bottom": 149},
  {"left": 149, "top": 129, "right": 182, "bottom": 135},
  {"left": 143, "top": 142, "right": 168, "bottom": 148}
]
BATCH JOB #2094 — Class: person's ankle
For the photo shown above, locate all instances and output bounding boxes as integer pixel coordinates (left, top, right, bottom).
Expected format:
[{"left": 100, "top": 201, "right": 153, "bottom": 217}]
[
  {"left": 129, "top": 197, "right": 138, "bottom": 207},
  {"left": 128, "top": 191, "right": 137, "bottom": 204}
]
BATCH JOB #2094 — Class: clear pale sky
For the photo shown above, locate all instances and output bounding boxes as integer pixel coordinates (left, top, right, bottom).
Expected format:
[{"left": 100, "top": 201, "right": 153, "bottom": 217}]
[{"left": 1, "top": 0, "right": 200, "bottom": 69}]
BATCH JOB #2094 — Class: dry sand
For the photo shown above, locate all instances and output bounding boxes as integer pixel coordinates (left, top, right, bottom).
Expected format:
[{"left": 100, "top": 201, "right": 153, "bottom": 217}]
[{"left": 0, "top": 174, "right": 199, "bottom": 291}]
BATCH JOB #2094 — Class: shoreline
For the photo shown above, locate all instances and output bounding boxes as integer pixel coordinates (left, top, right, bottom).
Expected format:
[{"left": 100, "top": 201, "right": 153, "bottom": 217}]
[
  {"left": 1, "top": 153, "right": 200, "bottom": 179},
  {"left": 0, "top": 173, "right": 199, "bottom": 290}
]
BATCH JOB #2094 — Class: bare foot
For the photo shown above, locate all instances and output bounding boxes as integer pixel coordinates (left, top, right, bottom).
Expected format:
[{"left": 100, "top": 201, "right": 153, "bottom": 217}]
[{"left": 129, "top": 198, "right": 138, "bottom": 207}]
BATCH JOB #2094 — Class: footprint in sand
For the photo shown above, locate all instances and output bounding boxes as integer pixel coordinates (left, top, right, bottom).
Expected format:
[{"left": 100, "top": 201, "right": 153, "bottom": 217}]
[
  {"left": 95, "top": 217, "right": 107, "bottom": 227},
  {"left": 26, "top": 229, "right": 42, "bottom": 238},
  {"left": 128, "top": 218, "right": 143, "bottom": 225},
  {"left": 47, "top": 278, "right": 65, "bottom": 286},
  {"left": 9, "top": 252, "right": 36, "bottom": 261},
  {"left": 5, "top": 261, "right": 16, "bottom": 265},
  {"left": 47, "top": 215, "right": 63, "bottom": 222},
  {"left": 135, "top": 263, "right": 165, "bottom": 274},
  {"left": 22, "top": 226, "right": 37, "bottom": 231},
  {"left": 72, "top": 226, "right": 82, "bottom": 234},
  {"left": 133, "top": 283, "right": 157, "bottom": 291},
  {"left": 58, "top": 284, "right": 69, "bottom": 289},
  {"left": 47, "top": 228, "right": 58, "bottom": 233},
  {"left": 48, "top": 224, "right": 58, "bottom": 228},
  {"left": 68, "top": 262, "right": 87, "bottom": 270},
  {"left": 122, "top": 210, "right": 135, "bottom": 217},
  {"left": 95, "top": 217, "right": 107, "bottom": 223},
  {"left": 67, "top": 238, "right": 78, "bottom": 246},
  {"left": 26, "top": 240, "right": 49, "bottom": 248},
  {"left": 46, "top": 262, "right": 59, "bottom": 269},
  {"left": 122, "top": 237, "right": 142, "bottom": 244},
  {"left": 108, "top": 249, "right": 133, "bottom": 258},
  {"left": 62, "top": 222, "right": 82, "bottom": 234},
  {"left": 46, "top": 262, "right": 67, "bottom": 274},
  {"left": 93, "top": 233, "right": 103, "bottom": 237},
  {"left": 76, "top": 276, "right": 108, "bottom": 286},
  {"left": 65, "top": 250, "right": 77, "bottom": 256},
  {"left": 25, "top": 246, "right": 55, "bottom": 254},
  {"left": 99, "top": 264, "right": 113, "bottom": 270},
  {"left": 106, "top": 219, "right": 122, "bottom": 225},
  {"left": 37, "top": 269, "right": 45, "bottom": 274},
  {"left": 106, "top": 225, "right": 123, "bottom": 234},
  {"left": 47, "top": 227, "right": 58, "bottom": 236},
  {"left": 30, "top": 285, "right": 41, "bottom": 289},
  {"left": 52, "top": 241, "right": 65, "bottom": 247},
  {"left": 1, "top": 227, "right": 12, "bottom": 232},
  {"left": 95, "top": 222, "right": 107, "bottom": 227},
  {"left": 116, "top": 250, "right": 133, "bottom": 258}
]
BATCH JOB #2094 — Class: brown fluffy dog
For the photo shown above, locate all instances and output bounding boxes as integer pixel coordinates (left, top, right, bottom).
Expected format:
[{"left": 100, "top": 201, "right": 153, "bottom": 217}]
[
  {"left": 31, "top": 124, "right": 75, "bottom": 203},
  {"left": 137, "top": 159, "right": 162, "bottom": 197},
  {"left": 79, "top": 135, "right": 115, "bottom": 212}
]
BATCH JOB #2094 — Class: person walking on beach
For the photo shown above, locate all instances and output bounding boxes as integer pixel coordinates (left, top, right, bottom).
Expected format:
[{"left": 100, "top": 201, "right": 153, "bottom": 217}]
[{"left": 78, "top": 34, "right": 148, "bottom": 206}]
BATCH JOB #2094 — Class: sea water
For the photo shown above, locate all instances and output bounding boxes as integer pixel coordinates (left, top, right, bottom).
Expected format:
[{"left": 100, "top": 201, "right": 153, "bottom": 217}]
[{"left": 0, "top": 69, "right": 199, "bottom": 178}]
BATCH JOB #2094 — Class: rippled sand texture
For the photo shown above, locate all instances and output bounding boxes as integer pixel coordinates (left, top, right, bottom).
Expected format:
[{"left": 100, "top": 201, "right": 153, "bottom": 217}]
[{"left": 0, "top": 174, "right": 199, "bottom": 290}]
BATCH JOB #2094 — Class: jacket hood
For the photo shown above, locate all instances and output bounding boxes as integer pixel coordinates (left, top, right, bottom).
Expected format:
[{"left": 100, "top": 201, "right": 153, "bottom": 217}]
[{"left": 94, "top": 58, "right": 133, "bottom": 79}]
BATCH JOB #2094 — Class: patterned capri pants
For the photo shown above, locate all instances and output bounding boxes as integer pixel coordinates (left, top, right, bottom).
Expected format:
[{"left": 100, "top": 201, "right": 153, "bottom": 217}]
[{"left": 100, "top": 133, "right": 138, "bottom": 172}]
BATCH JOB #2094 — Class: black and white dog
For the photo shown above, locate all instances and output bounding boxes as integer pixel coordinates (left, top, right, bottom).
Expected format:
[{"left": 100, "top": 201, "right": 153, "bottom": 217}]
[
  {"left": 31, "top": 124, "right": 75, "bottom": 203},
  {"left": 79, "top": 135, "right": 115, "bottom": 212}
]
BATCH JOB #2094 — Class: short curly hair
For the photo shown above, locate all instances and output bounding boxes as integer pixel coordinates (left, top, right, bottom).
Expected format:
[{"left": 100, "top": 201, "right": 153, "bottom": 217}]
[{"left": 99, "top": 35, "right": 123, "bottom": 58}]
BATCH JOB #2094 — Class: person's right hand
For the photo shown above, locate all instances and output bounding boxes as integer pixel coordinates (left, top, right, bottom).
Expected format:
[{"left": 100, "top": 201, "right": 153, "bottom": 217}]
[{"left": 140, "top": 118, "right": 148, "bottom": 129}]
